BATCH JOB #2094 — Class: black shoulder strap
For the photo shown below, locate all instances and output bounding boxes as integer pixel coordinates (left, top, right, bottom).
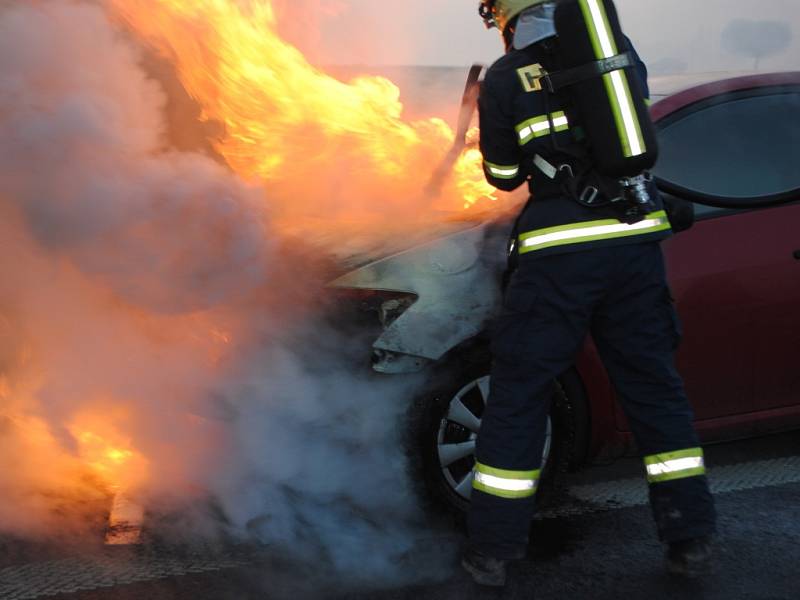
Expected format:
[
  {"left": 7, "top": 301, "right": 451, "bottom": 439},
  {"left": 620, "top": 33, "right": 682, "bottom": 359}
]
[{"left": 542, "top": 51, "right": 636, "bottom": 92}]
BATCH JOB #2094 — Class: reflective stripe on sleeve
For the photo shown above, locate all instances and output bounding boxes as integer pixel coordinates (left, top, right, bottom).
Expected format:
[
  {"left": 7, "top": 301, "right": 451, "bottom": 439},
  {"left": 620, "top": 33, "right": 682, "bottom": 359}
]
[
  {"left": 472, "top": 462, "right": 540, "bottom": 499},
  {"left": 578, "top": 0, "right": 645, "bottom": 158},
  {"left": 518, "top": 210, "right": 671, "bottom": 254},
  {"left": 516, "top": 112, "right": 570, "bottom": 146},
  {"left": 484, "top": 161, "right": 520, "bottom": 179},
  {"left": 644, "top": 448, "right": 707, "bottom": 484}
]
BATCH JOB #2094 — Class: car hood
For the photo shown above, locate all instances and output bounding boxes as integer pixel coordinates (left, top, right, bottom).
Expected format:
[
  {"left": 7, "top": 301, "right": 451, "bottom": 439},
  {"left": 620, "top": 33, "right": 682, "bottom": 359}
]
[{"left": 329, "top": 217, "right": 493, "bottom": 274}]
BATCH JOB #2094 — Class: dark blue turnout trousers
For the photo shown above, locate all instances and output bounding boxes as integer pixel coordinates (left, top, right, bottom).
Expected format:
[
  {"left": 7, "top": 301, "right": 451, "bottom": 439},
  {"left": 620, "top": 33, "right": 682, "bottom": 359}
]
[{"left": 468, "top": 242, "right": 717, "bottom": 560}]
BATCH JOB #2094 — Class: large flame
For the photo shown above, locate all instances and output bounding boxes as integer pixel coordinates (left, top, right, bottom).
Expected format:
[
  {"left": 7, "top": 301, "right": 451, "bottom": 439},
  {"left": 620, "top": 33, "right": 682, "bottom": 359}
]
[
  {"left": 108, "top": 0, "right": 498, "bottom": 244},
  {"left": 0, "top": 0, "right": 509, "bottom": 542}
]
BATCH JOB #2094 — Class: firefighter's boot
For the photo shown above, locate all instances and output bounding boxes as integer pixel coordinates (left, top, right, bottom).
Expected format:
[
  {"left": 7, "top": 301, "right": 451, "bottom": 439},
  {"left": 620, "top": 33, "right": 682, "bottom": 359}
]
[
  {"left": 666, "top": 536, "right": 713, "bottom": 578},
  {"left": 461, "top": 548, "right": 508, "bottom": 587}
]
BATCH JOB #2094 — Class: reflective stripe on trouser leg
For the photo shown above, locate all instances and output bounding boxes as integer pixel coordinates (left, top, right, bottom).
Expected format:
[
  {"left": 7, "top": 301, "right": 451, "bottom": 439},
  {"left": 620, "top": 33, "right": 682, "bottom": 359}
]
[
  {"left": 468, "top": 253, "right": 599, "bottom": 559},
  {"left": 644, "top": 447, "right": 706, "bottom": 484},
  {"left": 588, "top": 244, "right": 716, "bottom": 541},
  {"left": 473, "top": 462, "right": 540, "bottom": 499}
]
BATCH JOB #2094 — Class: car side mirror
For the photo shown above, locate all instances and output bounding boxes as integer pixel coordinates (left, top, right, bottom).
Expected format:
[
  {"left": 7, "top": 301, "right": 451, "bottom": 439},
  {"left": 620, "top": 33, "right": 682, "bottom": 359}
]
[{"left": 663, "top": 194, "right": 695, "bottom": 233}]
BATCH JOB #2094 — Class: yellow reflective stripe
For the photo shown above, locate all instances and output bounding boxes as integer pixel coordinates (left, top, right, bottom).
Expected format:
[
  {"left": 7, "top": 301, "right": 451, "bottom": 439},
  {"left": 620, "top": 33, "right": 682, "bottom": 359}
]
[
  {"left": 473, "top": 462, "right": 540, "bottom": 499},
  {"left": 484, "top": 160, "right": 520, "bottom": 179},
  {"left": 515, "top": 111, "right": 570, "bottom": 145},
  {"left": 644, "top": 448, "right": 707, "bottom": 483},
  {"left": 475, "top": 462, "right": 540, "bottom": 480},
  {"left": 518, "top": 210, "right": 670, "bottom": 254},
  {"left": 579, "top": 0, "right": 646, "bottom": 158}
]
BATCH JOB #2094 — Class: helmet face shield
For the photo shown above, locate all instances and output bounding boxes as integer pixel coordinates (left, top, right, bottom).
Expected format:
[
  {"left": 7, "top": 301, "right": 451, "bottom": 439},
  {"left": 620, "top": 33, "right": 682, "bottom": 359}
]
[{"left": 512, "top": 3, "right": 557, "bottom": 49}]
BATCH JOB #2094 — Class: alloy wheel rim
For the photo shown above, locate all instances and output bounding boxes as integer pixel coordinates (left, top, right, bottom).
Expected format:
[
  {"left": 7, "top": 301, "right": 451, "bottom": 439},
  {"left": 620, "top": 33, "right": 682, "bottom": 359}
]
[{"left": 436, "top": 375, "right": 553, "bottom": 501}]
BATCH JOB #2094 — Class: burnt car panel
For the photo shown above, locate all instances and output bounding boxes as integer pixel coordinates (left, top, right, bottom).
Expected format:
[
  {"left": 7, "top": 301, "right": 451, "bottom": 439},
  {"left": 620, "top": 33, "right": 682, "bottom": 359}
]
[{"left": 329, "top": 223, "right": 511, "bottom": 372}]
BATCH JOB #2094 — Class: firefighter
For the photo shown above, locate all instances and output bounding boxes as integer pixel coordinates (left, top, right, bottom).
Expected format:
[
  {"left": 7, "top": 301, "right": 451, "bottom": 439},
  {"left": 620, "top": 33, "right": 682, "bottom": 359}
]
[{"left": 463, "top": 0, "right": 717, "bottom": 587}]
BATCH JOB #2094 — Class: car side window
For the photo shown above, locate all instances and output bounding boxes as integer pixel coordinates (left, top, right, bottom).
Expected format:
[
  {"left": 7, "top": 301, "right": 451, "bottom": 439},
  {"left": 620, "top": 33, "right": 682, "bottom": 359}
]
[{"left": 654, "top": 87, "right": 800, "bottom": 200}]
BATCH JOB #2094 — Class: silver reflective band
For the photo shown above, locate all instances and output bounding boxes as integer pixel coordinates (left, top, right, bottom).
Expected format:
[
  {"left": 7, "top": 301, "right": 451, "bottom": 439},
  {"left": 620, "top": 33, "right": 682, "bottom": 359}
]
[
  {"left": 518, "top": 114, "right": 569, "bottom": 142},
  {"left": 583, "top": 0, "right": 644, "bottom": 157},
  {"left": 609, "top": 69, "right": 642, "bottom": 156},
  {"left": 485, "top": 162, "right": 520, "bottom": 179},
  {"left": 474, "top": 471, "right": 537, "bottom": 492},
  {"left": 520, "top": 215, "right": 668, "bottom": 251},
  {"left": 646, "top": 456, "right": 705, "bottom": 477},
  {"left": 489, "top": 166, "right": 519, "bottom": 177},
  {"left": 585, "top": 0, "right": 615, "bottom": 62}
]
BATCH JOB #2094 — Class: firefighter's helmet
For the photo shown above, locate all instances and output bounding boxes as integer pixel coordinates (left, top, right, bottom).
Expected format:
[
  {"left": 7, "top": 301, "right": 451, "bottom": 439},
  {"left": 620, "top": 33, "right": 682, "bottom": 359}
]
[{"left": 478, "top": 0, "right": 552, "bottom": 32}]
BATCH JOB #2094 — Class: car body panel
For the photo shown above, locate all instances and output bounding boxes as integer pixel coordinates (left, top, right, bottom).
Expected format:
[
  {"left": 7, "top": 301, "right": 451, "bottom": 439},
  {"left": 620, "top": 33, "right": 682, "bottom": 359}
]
[
  {"left": 329, "top": 223, "right": 510, "bottom": 371},
  {"left": 672, "top": 205, "right": 800, "bottom": 416},
  {"left": 649, "top": 71, "right": 800, "bottom": 122}
]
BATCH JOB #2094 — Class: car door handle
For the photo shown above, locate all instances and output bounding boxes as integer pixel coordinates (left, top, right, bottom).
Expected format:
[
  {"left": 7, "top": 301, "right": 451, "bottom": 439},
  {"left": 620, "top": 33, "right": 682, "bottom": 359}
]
[{"left": 795, "top": 250, "right": 800, "bottom": 260}]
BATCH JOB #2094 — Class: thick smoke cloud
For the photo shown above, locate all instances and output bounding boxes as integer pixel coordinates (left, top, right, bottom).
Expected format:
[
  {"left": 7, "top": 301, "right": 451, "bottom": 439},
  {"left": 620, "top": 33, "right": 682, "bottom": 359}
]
[
  {"left": 0, "top": 0, "right": 270, "bottom": 313},
  {"left": 0, "top": 0, "right": 442, "bottom": 585}
]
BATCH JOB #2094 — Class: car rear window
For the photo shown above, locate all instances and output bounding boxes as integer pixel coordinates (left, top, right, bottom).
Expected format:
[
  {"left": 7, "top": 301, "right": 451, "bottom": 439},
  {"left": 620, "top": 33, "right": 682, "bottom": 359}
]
[{"left": 654, "top": 86, "right": 800, "bottom": 199}]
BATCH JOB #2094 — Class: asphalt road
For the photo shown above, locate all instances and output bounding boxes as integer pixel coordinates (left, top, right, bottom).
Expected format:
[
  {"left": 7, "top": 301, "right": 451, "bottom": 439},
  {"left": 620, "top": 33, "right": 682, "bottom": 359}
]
[{"left": 2, "top": 432, "right": 799, "bottom": 600}]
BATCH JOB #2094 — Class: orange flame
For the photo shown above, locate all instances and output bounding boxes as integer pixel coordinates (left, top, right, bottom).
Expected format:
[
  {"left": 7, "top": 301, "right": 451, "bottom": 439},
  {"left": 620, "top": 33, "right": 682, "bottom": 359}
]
[
  {"left": 0, "top": 0, "right": 510, "bottom": 521},
  {"left": 456, "top": 127, "right": 497, "bottom": 209},
  {"left": 70, "top": 410, "right": 149, "bottom": 492},
  {"left": 108, "top": 0, "right": 499, "bottom": 244}
]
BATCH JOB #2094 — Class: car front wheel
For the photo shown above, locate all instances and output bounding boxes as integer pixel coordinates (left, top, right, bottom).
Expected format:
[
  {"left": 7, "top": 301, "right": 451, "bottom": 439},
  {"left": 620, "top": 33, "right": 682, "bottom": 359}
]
[{"left": 409, "top": 348, "right": 576, "bottom": 518}]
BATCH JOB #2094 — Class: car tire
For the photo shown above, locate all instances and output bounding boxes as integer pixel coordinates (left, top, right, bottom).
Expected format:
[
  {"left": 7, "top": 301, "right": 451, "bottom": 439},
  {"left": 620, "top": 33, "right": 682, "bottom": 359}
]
[{"left": 407, "top": 343, "right": 579, "bottom": 521}]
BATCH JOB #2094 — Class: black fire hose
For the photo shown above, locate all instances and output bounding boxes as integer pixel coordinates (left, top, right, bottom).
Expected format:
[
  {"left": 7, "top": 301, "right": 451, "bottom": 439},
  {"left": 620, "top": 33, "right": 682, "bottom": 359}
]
[{"left": 654, "top": 177, "right": 800, "bottom": 210}]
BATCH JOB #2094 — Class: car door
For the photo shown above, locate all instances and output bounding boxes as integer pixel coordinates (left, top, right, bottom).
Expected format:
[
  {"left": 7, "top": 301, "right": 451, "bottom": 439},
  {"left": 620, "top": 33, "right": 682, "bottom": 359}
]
[
  {"left": 662, "top": 204, "right": 800, "bottom": 420},
  {"left": 653, "top": 74, "right": 800, "bottom": 420}
]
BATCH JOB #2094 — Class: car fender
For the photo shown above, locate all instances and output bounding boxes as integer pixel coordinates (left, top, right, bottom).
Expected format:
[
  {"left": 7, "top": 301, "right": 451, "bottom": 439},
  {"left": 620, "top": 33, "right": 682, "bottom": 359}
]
[{"left": 329, "top": 222, "right": 510, "bottom": 372}]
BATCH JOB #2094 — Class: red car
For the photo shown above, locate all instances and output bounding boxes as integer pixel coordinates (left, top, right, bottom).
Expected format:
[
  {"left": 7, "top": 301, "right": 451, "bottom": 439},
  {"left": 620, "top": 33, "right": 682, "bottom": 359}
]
[
  {"left": 592, "top": 72, "right": 800, "bottom": 457},
  {"left": 331, "top": 72, "right": 800, "bottom": 514}
]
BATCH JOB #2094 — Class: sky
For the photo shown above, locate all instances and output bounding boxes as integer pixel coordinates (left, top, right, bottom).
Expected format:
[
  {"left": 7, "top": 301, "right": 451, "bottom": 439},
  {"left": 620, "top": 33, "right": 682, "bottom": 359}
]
[{"left": 291, "top": 0, "right": 799, "bottom": 73}]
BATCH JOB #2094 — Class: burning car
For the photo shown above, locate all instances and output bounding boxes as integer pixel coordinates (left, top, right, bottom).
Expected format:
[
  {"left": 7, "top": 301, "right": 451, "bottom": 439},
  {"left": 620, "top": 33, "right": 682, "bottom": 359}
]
[{"left": 330, "top": 71, "right": 800, "bottom": 515}]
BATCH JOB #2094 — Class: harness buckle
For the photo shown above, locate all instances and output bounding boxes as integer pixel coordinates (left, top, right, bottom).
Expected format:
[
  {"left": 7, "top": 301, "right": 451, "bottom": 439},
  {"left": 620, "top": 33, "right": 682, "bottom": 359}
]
[
  {"left": 580, "top": 186, "right": 600, "bottom": 206},
  {"left": 558, "top": 163, "right": 574, "bottom": 179}
]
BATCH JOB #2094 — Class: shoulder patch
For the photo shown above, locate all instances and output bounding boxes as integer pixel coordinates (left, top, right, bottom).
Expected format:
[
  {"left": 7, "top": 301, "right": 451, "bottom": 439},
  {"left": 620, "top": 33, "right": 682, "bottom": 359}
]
[{"left": 517, "top": 64, "right": 545, "bottom": 93}]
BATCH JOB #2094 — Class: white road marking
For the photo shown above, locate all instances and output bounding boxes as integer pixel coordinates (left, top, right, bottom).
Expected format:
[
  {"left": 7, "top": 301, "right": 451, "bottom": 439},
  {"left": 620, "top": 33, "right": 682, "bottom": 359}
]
[{"left": 105, "top": 491, "right": 145, "bottom": 545}]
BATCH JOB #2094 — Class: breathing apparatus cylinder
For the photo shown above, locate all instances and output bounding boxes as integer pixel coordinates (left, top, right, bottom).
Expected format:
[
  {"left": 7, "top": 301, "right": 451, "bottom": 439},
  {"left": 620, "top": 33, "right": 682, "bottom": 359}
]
[{"left": 554, "top": 0, "right": 658, "bottom": 178}]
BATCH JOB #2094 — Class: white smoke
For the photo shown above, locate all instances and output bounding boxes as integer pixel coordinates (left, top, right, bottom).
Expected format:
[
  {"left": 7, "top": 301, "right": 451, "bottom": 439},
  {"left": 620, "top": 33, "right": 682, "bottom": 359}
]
[
  {"left": 0, "top": 0, "right": 448, "bottom": 586},
  {"left": 0, "top": 0, "right": 270, "bottom": 313}
]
